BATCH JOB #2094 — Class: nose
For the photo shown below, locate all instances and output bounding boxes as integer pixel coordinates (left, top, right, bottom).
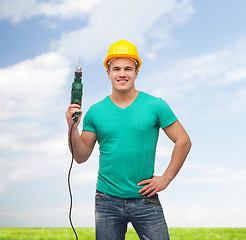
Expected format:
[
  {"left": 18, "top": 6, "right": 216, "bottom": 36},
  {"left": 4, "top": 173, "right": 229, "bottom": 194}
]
[{"left": 119, "top": 69, "right": 126, "bottom": 77}]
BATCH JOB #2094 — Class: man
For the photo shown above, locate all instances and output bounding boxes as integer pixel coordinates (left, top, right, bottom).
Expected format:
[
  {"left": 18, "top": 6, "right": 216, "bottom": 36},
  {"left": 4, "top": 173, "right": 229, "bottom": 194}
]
[{"left": 66, "top": 40, "right": 191, "bottom": 240}]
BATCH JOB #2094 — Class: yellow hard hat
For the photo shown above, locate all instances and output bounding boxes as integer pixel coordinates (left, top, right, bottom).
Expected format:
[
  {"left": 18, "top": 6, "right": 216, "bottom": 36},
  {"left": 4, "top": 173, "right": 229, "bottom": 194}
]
[{"left": 104, "top": 40, "right": 142, "bottom": 70}]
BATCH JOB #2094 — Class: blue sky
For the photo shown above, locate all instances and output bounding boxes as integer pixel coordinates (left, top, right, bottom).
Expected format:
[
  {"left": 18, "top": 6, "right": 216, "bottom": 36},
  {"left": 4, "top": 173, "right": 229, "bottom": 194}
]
[{"left": 0, "top": 0, "right": 246, "bottom": 228}]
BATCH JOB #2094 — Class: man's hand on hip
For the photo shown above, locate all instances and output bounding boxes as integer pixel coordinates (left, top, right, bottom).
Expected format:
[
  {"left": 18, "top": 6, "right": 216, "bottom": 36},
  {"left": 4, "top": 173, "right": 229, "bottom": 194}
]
[{"left": 137, "top": 175, "right": 170, "bottom": 198}]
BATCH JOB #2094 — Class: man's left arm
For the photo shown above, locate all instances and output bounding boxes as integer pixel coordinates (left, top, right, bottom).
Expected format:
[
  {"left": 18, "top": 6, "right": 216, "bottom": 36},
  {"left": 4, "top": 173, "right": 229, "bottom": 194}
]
[{"left": 138, "top": 120, "right": 192, "bottom": 197}]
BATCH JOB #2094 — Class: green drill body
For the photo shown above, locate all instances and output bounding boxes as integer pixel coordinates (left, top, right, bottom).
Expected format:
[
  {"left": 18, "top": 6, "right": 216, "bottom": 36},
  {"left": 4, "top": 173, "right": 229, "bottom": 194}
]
[{"left": 71, "top": 66, "right": 83, "bottom": 122}]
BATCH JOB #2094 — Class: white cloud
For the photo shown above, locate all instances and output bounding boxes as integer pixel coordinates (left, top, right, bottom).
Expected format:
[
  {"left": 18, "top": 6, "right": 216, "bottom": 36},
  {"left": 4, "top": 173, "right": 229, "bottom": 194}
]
[
  {"left": 72, "top": 145, "right": 100, "bottom": 186},
  {"left": 180, "top": 168, "right": 246, "bottom": 185},
  {"left": 0, "top": 51, "right": 70, "bottom": 119},
  {"left": 0, "top": 204, "right": 94, "bottom": 227},
  {"left": 73, "top": 169, "right": 98, "bottom": 185},
  {"left": 161, "top": 164, "right": 246, "bottom": 227},
  {"left": 37, "top": 0, "right": 102, "bottom": 18},
  {"left": 0, "top": 0, "right": 102, "bottom": 23},
  {"left": 0, "top": 51, "right": 74, "bottom": 191},
  {"left": 183, "top": 162, "right": 211, "bottom": 170},
  {"left": 140, "top": 39, "right": 246, "bottom": 121},
  {"left": 0, "top": 132, "right": 71, "bottom": 191},
  {"left": 54, "top": 0, "right": 194, "bottom": 62},
  {"left": 0, "top": 50, "right": 74, "bottom": 190},
  {"left": 145, "top": 0, "right": 194, "bottom": 50},
  {"left": 156, "top": 144, "right": 172, "bottom": 158},
  {"left": 207, "top": 168, "right": 228, "bottom": 175},
  {"left": 165, "top": 202, "right": 246, "bottom": 227},
  {"left": 0, "top": 0, "right": 36, "bottom": 23},
  {"left": 0, "top": 132, "right": 68, "bottom": 156},
  {"left": 144, "top": 50, "right": 246, "bottom": 100},
  {"left": 166, "top": 204, "right": 212, "bottom": 227}
]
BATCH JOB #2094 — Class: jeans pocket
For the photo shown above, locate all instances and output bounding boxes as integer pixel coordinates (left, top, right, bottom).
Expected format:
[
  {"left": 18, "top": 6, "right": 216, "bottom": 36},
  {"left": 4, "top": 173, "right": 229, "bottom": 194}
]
[
  {"left": 95, "top": 191, "right": 105, "bottom": 203},
  {"left": 144, "top": 194, "right": 161, "bottom": 207}
]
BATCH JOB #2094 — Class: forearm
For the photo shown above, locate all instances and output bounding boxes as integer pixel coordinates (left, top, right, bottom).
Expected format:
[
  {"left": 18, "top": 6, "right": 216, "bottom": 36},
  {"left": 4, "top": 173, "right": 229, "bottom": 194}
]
[
  {"left": 68, "top": 126, "right": 89, "bottom": 164},
  {"left": 162, "top": 137, "right": 191, "bottom": 185}
]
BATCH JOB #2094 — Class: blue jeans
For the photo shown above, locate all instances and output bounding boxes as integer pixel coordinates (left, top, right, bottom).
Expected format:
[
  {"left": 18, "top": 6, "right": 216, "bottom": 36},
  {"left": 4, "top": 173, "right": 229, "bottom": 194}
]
[{"left": 95, "top": 191, "right": 170, "bottom": 240}]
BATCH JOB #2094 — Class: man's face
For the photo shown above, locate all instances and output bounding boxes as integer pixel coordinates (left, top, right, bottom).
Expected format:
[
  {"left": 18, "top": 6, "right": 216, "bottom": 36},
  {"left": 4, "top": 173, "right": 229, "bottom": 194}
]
[{"left": 107, "top": 57, "right": 139, "bottom": 94}]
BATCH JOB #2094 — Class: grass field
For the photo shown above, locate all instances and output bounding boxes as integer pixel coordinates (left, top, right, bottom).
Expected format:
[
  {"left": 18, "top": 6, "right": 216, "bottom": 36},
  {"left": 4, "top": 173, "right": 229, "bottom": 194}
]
[{"left": 0, "top": 228, "right": 245, "bottom": 240}]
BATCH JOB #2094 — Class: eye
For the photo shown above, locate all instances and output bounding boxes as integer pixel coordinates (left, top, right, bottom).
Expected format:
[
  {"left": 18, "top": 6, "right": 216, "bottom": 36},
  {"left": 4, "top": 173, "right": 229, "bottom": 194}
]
[
  {"left": 113, "top": 67, "right": 120, "bottom": 71},
  {"left": 125, "top": 67, "right": 133, "bottom": 71}
]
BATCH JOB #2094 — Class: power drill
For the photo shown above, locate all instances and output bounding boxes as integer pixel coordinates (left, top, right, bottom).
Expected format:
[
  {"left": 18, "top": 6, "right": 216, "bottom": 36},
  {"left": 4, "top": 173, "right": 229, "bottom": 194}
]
[{"left": 70, "top": 65, "right": 83, "bottom": 123}]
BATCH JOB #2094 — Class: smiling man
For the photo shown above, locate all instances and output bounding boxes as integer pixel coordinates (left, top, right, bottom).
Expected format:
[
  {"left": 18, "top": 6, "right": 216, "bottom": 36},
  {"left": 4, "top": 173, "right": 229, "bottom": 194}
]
[{"left": 66, "top": 40, "right": 191, "bottom": 240}]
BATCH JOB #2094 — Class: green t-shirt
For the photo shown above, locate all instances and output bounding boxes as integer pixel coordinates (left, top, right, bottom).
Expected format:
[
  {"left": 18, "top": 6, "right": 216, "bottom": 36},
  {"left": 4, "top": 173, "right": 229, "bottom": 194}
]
[{"left": 82, "top": 91, "right": 177, "bottom": 198}]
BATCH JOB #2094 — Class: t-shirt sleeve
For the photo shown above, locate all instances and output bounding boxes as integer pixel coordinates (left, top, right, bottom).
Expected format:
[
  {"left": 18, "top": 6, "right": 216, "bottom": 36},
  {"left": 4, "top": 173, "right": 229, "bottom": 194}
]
[
  {"left": 156, "top": 98, "right": 178, "bottom": 128},
  {"left": 82, "top": 107, "right": 97, "bottom": 133}
]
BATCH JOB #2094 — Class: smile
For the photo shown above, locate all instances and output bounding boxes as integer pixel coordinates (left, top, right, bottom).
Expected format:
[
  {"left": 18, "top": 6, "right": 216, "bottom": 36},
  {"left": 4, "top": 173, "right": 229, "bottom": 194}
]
[{"left": 117, "top": 80, "right": 128, "bottom": 83}]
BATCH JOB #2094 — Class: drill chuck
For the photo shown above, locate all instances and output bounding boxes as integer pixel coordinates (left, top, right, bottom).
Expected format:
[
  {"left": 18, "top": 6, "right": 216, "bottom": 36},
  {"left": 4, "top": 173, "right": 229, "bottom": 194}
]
[{"left": 75, "top": 66, "right": 82, "bottom": 78}]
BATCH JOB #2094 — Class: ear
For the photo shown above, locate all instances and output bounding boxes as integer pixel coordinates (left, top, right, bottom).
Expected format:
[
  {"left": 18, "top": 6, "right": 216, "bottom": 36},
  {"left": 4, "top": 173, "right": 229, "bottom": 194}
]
[
  {"left": 106, "top": 69, "right": 110, "bottom": 79},
  {"left": 135, "top": 69, "right": 139, "bottom": 78}
]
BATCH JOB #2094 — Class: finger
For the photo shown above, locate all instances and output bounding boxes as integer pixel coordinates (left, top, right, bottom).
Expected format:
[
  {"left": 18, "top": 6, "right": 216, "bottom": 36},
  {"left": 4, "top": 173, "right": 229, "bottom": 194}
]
[
  {"left": 138, "top": 184, "right": 150, "bottom": 193},
  {"left": 69, "top": 108, "right": 82, "bottom": 117},
  {"left": 71, "top": 108, "right": 82, "bottom": 114},
  {"left": 138, "top": 183, "right": 153, "bottom": 193},
  {"left": 141, "top": 186, "right": 155, "bottom": 196},
  {"left": 66, "top": 105, "right": 82, "bottom": 117},
  {"left": 67, "top": 111, "right": 80, "bottom": 121},
  {"left": 69, "top": 104, "right": 81, "bottom": 108},
  {"left": 137, "top": 179, "right": 151, "bottom": 186},
  {"left": 66, "top": 108, "right": 82, "bottom": 126},
  {"left": 147, "top": 190, "right": 157, "bottom": 198},
  {"left": 138, "top": 186, "right": 147, "bottom": 193}
]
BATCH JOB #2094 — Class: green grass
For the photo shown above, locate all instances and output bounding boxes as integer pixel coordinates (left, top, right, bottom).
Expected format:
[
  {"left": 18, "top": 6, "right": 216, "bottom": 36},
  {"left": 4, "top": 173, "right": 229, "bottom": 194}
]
[{"left": 0, "top": 228, "right": 245, "bottom": 240}]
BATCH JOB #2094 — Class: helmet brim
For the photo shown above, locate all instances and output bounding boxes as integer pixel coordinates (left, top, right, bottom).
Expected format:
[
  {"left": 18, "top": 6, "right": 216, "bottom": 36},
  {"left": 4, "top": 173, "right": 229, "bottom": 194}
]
[{"left": 104, "top": 54, "right": 142, "bottom": 70}]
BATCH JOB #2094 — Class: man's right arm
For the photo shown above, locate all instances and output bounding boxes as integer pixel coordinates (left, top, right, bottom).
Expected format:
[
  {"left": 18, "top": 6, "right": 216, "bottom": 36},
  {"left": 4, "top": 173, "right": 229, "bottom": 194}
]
[{"left": 66, "top": 104, "right": 97, "bottom": 164}]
